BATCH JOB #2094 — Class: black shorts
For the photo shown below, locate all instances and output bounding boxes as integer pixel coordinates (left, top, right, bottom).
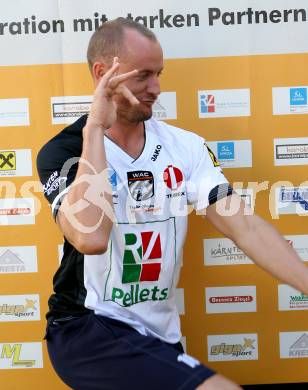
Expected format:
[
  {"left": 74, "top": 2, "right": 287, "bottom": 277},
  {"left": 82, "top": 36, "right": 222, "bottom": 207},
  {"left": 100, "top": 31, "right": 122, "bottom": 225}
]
[{"left": 45, "top": 313, "right": 215, "bottom": 390}]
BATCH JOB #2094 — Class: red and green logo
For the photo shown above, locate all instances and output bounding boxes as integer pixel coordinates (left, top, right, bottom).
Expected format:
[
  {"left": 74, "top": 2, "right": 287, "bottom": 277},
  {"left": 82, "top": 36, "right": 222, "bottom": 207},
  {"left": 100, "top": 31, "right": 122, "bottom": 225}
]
[{"left": 122, "top": 231, "right": 162, "bottom": 284}]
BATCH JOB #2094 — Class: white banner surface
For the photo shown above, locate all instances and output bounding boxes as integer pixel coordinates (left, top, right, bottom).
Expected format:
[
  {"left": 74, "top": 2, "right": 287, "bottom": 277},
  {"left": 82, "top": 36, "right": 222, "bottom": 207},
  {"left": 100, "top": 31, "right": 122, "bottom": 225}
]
[{"left": 1, "top": 1, "right": 308, "bottom": 65}]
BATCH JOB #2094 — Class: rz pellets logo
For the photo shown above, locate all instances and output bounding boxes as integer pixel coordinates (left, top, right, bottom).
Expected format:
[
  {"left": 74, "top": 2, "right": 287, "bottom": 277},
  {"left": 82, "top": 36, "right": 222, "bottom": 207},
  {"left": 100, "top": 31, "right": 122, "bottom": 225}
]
[{"left": 122, "top": 231, "right": 162, "bottom": 283}]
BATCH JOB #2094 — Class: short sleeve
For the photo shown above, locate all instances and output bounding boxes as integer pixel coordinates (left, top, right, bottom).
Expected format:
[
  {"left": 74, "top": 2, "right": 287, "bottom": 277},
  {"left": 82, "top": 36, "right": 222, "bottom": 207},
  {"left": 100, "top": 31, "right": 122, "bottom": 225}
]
[
  {"left": 36, "top": 138, "right": 80, "bottom": 220},
  {"left": 186, "top": 137, "right": 233, "bottom": 210}
]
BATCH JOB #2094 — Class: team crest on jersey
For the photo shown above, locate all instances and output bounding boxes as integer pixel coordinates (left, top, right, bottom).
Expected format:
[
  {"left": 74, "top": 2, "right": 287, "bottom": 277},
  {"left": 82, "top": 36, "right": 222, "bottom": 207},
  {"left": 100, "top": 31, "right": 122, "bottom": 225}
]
[
  {"left": 205, "top": 143, "right": 220, "bottom": 167},
  {"left": 127, "top": 171, "right": 154, "bottom": 201}
]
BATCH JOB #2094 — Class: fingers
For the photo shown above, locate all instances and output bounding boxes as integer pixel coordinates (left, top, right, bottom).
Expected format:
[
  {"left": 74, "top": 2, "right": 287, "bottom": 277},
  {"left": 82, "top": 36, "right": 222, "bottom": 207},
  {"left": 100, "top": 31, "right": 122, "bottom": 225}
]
[
  {"left": 102, "top": 59, "right": 120, "bottom": 83},
  {"left": 98, "top": 57, "right": 137, "bottom": 89},
  {"left": 118, "top": 85, "right": 139, "bottom": 106},
  {"left": 108, "top": 69, "right": 138, "bottom": 89},
  {"left": 94, "top": 57, "right": 139, "bottom": 104},
  {"left": 103, "top": 68, "right": 138, "bottom": 101},
  {"left": 95, "top": 60, "right": 120, "bottom": 94}
]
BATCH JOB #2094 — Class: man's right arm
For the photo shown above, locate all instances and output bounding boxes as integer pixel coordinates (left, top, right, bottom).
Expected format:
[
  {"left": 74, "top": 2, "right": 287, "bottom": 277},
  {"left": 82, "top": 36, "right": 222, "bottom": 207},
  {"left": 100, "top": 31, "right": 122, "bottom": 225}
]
[
  {"left": 54, "top": 58, "right": 139, "bottom": 254},
  {"left": 56, "top": 123, "right": 113, "bottom": 255}
]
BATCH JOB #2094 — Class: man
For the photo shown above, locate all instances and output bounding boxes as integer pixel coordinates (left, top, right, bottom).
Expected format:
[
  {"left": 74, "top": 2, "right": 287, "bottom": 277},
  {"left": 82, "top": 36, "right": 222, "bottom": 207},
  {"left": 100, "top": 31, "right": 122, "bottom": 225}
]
[{"left": 37, "top": 18, "right": 308, "bottom": 390}]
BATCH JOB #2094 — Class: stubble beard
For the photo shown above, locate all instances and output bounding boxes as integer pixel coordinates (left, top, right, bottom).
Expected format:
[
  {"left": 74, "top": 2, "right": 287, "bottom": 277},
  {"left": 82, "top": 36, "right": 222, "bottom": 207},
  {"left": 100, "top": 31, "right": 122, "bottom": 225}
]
[{"left": 117, "top": 104, "right": 153, "bottom": 125}]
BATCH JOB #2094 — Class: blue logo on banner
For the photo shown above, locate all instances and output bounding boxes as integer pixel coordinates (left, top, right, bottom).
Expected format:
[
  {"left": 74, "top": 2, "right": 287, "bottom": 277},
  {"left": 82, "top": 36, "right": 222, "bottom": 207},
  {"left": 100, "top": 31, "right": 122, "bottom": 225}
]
[
  {"left": 217, "top": 142, "right": 235, "bottom": 160},
  {"left": 290, "top": 88, "right": 307, "bottom": 106},
  {"left": 109, "top": 170, "right": 117, "bottom": 190}
]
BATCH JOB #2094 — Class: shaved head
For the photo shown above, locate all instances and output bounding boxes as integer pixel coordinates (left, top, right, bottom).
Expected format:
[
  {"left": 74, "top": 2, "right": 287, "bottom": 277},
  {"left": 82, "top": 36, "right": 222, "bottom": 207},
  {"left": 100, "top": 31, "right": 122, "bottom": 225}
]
[{"left": 87, "top": 18, "right": 158, "bottom": 72}]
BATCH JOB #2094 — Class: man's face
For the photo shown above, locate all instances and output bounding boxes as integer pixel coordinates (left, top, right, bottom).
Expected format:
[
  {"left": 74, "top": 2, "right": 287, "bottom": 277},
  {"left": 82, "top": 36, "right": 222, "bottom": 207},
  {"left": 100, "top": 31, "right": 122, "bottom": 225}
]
[{"left": 115, "top": 29, "right": 164, "bottom": 123}]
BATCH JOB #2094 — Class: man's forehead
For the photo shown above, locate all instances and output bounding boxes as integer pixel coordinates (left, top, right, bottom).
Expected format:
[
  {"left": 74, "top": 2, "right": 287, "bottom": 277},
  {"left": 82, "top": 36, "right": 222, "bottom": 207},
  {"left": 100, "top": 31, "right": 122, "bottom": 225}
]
[
  {"left": 120, "top": 28, "right": 163, "bottom": 70},
  {"left": 122, "top": 28, "right": 161, "bottom": 53}
]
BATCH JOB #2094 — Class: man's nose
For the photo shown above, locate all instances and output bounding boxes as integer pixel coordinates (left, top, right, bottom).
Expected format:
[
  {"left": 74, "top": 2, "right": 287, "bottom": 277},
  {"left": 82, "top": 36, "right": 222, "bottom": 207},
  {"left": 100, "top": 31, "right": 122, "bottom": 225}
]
[{"left": 147, "top": 76, "right": 161, "bottom": 96}]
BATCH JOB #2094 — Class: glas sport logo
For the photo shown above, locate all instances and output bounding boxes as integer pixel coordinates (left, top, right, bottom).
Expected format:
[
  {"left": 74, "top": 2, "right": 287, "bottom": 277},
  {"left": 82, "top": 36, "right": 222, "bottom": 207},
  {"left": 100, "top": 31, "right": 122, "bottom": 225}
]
[
  {"left": 111, "top": 231, "right": 169, "bottom": 307},
  {"left": 0, "top": 299, "right": 37, "bottom": 318},
  {"left": 200, "top": 94, "right": 215, "bottom": 113},
  {"left": 290, "top": 88, "right": 307, "bottom": 106},
  {"left": 210, "top": 338, "right": 256, "bottom": 358},
  {"left": 208, "top": 334, "right": 258, "bottom": 361}
]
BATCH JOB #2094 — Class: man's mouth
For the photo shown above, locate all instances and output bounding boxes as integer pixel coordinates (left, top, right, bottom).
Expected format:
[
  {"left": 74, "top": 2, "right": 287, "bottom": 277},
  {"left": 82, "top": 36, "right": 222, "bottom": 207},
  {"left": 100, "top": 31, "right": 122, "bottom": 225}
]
[{"left": 140, "top": 99, "right": 157, "bottom": 107}]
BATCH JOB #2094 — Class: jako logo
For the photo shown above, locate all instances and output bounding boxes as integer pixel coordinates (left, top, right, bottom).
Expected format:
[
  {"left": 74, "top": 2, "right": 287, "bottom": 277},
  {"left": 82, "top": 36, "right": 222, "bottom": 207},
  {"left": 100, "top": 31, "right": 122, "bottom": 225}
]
[
  {"left": 151, "top": 145, "right": 162, "bottom": 161},
  {"left": 122, "top": 231, "right": 162, "bottom": 283},
  {"left": 200, "top": 94, "right": 215, "bottom": 113},
  {"left": 290, "top": 88, "right": 307, "bottom": 106}
]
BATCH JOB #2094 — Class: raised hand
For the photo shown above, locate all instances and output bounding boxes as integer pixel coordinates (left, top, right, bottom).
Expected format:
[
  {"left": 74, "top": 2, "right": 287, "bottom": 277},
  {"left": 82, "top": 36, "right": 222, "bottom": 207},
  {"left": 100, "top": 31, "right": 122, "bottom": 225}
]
[{"left": 87, "top": 57, "right": 139, "bottom": 130}]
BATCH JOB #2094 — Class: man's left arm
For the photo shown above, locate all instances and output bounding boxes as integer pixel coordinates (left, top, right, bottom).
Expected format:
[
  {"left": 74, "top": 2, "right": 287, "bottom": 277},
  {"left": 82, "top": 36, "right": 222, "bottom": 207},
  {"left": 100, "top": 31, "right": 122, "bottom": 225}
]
[{"left": 204, "top": 193, "right": 308, "bottom": 295}]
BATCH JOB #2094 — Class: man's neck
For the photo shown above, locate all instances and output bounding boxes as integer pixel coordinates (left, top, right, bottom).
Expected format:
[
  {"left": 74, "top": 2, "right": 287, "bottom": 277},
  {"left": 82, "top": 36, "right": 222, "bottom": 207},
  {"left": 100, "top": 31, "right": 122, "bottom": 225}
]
[{"left": 105, "top": 120, "right": 146, "bottom": 160}]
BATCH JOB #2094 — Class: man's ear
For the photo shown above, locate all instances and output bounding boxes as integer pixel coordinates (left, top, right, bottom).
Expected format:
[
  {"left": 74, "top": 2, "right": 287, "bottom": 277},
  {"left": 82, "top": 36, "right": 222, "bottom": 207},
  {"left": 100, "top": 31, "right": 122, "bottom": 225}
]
[{"left": 92, "top": 61, "right": 108, "bottom": 85}]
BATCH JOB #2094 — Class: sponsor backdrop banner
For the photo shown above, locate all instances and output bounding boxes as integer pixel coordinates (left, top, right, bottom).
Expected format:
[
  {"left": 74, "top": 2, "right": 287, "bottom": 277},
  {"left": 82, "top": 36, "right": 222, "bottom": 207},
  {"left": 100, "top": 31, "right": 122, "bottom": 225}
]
[{"left": 1, "top": 0, "right": 308, "bottom": 387}]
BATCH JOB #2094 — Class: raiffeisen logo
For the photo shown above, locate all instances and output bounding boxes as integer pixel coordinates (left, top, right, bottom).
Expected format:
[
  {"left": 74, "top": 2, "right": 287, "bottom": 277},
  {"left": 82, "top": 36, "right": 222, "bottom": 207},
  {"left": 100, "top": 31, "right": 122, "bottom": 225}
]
[
  {"left": 0, "top": 151, "right": 16, "bottom": 171},
  {"left": 111, "top": 231, "right": 168, "bottom": 307}
]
